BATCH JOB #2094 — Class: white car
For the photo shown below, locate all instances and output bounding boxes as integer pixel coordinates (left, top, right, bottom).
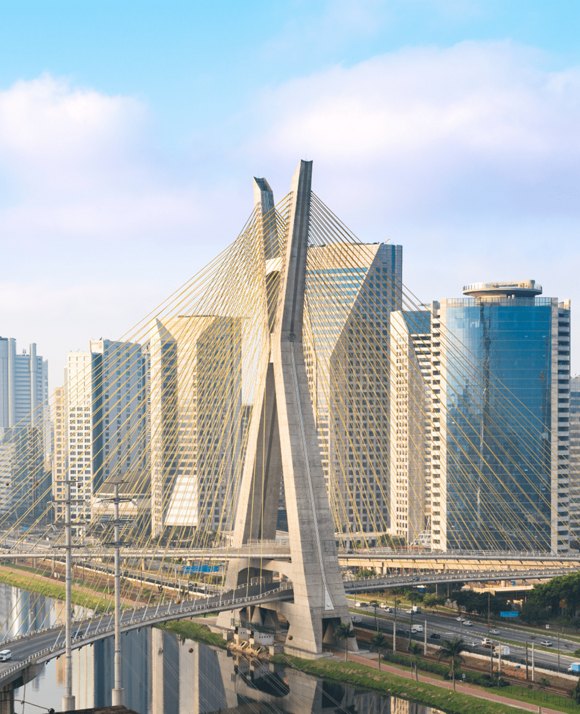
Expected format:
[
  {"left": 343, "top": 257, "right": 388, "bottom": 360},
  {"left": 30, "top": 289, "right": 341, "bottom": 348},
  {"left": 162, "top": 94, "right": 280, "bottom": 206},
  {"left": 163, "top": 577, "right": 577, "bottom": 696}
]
[
  {"left": 540, "top": 640, "right": 553, "bottom": 647},
  {"left": 463, "top": 620, "right": 473, "bottom": 627},
  {"left": 0, "top": 650, "right": 12, "bottom": 662}
]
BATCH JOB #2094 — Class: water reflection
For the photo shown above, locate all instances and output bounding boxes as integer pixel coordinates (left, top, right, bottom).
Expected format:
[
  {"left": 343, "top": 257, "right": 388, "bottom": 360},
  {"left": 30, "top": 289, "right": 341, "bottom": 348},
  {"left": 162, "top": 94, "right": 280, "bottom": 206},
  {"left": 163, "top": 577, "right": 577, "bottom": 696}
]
[{"left": 2, "top": 586, "right": 440, "bottom": 713}]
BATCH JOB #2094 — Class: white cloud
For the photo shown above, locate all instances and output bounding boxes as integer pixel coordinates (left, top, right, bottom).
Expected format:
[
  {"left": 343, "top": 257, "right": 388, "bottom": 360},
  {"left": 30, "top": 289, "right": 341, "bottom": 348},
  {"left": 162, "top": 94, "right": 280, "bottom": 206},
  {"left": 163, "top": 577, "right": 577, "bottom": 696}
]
[
  {"left": 0, "top": 75, "right": 229, "bottom": 245},
  {"left": 242, "top": 41, "right": 580, "bottom": 369},
  {"left": 0, "top": 75, "right": 250, "bottom": 384},
  {"left": 249, "top": 41, "right": 580, "bottom": 221},
  {"left": 2, "top": 46, "right": 580, "bottom": 378},
  {"left": 0, "top": 75, "right": 144, "bottom": 192}
]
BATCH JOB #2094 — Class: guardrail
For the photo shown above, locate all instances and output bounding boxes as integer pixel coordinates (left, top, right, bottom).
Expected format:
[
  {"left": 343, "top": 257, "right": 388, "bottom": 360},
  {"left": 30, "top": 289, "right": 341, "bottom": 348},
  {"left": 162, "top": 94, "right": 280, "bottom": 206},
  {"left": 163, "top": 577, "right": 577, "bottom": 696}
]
[{"left": 0, "top": 578, "right": 294, "bottom": 685}]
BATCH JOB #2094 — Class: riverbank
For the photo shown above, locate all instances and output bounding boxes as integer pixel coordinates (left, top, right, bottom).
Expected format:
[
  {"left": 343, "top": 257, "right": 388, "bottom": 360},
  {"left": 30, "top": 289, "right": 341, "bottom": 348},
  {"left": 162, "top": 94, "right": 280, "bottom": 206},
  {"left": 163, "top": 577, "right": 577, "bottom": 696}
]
[
  {"left": 0, "top": 565, "right": 574, "bottom": 713},
  {"left": 274, "top": 652, "right": 558, "bottom": 714}
]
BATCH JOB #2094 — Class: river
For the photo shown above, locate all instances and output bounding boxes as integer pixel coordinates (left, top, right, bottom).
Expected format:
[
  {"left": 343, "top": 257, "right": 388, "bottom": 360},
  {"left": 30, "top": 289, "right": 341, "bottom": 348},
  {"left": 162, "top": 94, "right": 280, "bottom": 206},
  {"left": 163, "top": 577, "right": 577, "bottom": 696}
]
[{"left": 0, "top": 584, "right": 442, "bottom": 713}]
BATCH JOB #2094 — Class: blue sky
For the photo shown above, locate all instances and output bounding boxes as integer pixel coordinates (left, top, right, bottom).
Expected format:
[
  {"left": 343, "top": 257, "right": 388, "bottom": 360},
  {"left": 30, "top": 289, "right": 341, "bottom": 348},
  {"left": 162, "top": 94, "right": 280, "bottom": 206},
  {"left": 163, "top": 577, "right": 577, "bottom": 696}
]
[{"left": 1, "top": 0, "right": 579, "bottom": 382}]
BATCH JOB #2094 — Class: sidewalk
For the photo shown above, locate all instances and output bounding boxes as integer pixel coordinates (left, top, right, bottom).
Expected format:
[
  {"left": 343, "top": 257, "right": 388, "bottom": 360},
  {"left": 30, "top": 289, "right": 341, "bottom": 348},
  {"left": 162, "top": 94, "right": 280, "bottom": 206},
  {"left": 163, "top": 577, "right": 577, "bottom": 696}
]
[{"left": 344, "top": 651, "right": 567, "bottom": 714}]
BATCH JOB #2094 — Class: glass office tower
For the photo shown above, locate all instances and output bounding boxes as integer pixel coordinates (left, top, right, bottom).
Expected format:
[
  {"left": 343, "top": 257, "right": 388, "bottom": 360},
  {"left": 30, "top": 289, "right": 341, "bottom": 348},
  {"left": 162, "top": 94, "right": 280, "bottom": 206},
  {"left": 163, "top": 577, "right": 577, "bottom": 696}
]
[{"left": 430, "top": 281, "right": 570, "bottom": 553}]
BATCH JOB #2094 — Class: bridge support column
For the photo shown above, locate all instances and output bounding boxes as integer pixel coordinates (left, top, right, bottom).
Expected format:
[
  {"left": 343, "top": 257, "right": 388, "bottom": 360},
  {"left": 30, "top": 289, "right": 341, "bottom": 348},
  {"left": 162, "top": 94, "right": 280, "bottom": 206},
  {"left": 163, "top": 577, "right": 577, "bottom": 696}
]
[
  {"left": 0, "top": 686, "right": 13, "bottom": 714},
  {"left": 219, "top": 161, "right": 354, "bottom": 657}
]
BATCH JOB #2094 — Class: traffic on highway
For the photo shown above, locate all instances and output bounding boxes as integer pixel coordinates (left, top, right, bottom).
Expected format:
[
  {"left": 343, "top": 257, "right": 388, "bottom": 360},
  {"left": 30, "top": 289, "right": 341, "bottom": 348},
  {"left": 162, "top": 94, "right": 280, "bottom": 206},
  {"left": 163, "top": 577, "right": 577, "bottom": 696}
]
[{"left": 348, "top": 598, "right": 580, "bottom": 676}]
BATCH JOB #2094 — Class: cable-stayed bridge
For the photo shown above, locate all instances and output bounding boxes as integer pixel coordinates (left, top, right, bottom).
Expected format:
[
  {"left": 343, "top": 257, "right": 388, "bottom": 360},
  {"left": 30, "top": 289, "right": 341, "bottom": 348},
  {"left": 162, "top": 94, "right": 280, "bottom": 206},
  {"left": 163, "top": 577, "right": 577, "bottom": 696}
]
[
  {"left": 0, "top": 565, "right": 575, "bottom": 693},
  {"left": 0, "top": 161, "right": 575, "bottom": 708}
]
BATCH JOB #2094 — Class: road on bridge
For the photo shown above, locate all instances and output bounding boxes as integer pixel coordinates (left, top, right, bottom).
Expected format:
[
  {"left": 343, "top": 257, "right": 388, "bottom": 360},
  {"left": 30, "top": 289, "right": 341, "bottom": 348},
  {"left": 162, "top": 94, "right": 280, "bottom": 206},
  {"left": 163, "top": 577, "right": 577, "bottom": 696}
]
[{"left": 0, "top": 579, "right": 293, "bottom": 687}]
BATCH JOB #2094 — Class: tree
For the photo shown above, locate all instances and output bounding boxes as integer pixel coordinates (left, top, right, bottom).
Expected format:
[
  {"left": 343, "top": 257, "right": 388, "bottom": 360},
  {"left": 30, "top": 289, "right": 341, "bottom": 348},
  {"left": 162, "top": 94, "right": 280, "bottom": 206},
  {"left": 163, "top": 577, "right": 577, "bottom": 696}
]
[
  {"left": 438, "top": 637, "right": 466, "bottom": 691},
  {"left": 336, "top": 622, "right": 355, "bottom": 661},
  {"left": 371, "top": 632, "right": 387, "bottom": 670},
  {"left": 354, "top": 567, "right": 376, "bottom": 580},
  {"left": 423, "top": 593, "right": 444, "bottom": 608},
  {"left": 409, "top": 641, "right": 422, "bottom": 681},
  {"left": 572, "top": 677, "right": 580, "bottom": 704}
]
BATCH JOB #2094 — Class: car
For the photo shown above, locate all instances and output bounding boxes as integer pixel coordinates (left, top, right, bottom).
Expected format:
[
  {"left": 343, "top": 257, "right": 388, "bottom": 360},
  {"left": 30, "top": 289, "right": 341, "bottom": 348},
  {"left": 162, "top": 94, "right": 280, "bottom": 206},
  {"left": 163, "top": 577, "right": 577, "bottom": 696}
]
[
  {"left": 463, "top": 620, "right": 473, "bottom": 627},
  {"left": 489, "top": 629, "right": 500, "bottom": 635},
  {"left": 456, "top": 616, "right": 465, "bottom": 622},
  {"left": 354, "top": 602, "right": 363, "bottom": 608},
  {"left": 0, "top": 650, "right": 12, "bottom": 662},
  {"left": 540, "top": 640, "right": 553, "bottom": 647},
  {"left": 430, "top": 633, "right": 441, "bottom": 640},
  {"left": 383, "top": 606, "right": 392, "bottom": 612}
]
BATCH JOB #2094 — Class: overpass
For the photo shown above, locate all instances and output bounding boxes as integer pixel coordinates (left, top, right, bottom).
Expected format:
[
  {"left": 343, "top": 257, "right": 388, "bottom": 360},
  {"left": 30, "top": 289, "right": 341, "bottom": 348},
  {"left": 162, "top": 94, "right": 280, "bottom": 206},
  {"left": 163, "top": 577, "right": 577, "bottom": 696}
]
[
  {"left": 0, "top": 563, "right": 575, "bottom": 693},
  {"left": 0, "top": 579, "right": 293, "bottom": 689},
  {"left": 4, "top": 541, "right": 580, "bottom": 571}
]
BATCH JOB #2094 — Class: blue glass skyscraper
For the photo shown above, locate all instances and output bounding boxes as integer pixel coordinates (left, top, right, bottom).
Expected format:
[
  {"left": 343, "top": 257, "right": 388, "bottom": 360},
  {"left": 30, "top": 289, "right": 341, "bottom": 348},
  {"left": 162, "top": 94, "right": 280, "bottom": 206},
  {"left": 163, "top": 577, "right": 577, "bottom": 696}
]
[{"left": 430, "top": 281, "right": 570, "bottom": 553}]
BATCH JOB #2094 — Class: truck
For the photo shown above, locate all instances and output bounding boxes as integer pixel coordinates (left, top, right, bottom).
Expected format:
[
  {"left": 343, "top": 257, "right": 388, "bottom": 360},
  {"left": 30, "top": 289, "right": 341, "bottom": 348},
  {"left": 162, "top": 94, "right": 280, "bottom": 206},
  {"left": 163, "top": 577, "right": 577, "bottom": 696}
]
[
  {"left": 493, "top": 645, "right": 510, "bottom": 656},
  {"left": 411, "top": 624, "right": 424, "bottom": 634},
  {"left": 568, "top": 662, "right": 580, "bottom": 674}
]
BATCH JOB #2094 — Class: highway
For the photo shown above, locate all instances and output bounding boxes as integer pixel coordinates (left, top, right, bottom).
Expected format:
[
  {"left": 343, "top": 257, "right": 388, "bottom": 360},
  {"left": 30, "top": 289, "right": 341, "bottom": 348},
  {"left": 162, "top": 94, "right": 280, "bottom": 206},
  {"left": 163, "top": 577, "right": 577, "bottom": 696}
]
[{"left": 349, "top": 600, "right": 580, "bottom": 676}]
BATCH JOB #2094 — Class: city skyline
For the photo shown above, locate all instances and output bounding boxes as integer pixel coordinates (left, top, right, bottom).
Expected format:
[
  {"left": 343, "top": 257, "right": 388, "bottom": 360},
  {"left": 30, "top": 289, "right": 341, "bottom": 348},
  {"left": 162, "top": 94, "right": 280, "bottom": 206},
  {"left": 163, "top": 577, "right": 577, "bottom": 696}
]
[{"left": 1, "top": 1, "right": 579, "bottom": 385}]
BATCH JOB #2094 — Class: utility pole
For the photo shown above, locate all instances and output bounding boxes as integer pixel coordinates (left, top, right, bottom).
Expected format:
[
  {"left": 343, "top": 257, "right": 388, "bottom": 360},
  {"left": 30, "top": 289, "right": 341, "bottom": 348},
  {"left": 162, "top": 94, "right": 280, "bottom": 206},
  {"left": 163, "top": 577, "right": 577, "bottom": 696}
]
[
  {"left": 525, "top": 641, "right": 529, "bottom": 681},
  {"left": 96, "top": 479, "right": 132, "bottom": 706},
  {"left": 62, "top": 475, "right": 75, "bottom": 712},
  {"left": 112, "top": 481, "right": 124, "bottom": 706},
  {"left": 531, "top": 642, "right": 535, "bottom": 683}
]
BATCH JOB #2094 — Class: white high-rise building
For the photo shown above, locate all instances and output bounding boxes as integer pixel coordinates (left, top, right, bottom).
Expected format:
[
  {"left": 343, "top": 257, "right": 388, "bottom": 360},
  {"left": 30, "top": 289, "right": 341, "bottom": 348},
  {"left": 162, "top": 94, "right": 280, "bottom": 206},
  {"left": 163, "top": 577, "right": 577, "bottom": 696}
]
[
  {"left": 149, "top": 316, "right": 242, "bottom": 539},
  {"left": 303, "top": 242, "right": 403, "bottom": 541},
  {"left": 0, "top": 338, "right": 48, "bottom": 431},
  {"left": 0, "top": 337, "right": 49, "bottom": 519},
  {"left": 389, "top": 310, "right": 431, "bottom": 546},
  {"left": 51, "top": 386, "right": 67, "bottom": 521},
  {"left": 570, "top": 375, "right": 580, "bottom": 545},
  {"left": 57, "top": 340, "right": 147, "bottom": 527}
]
